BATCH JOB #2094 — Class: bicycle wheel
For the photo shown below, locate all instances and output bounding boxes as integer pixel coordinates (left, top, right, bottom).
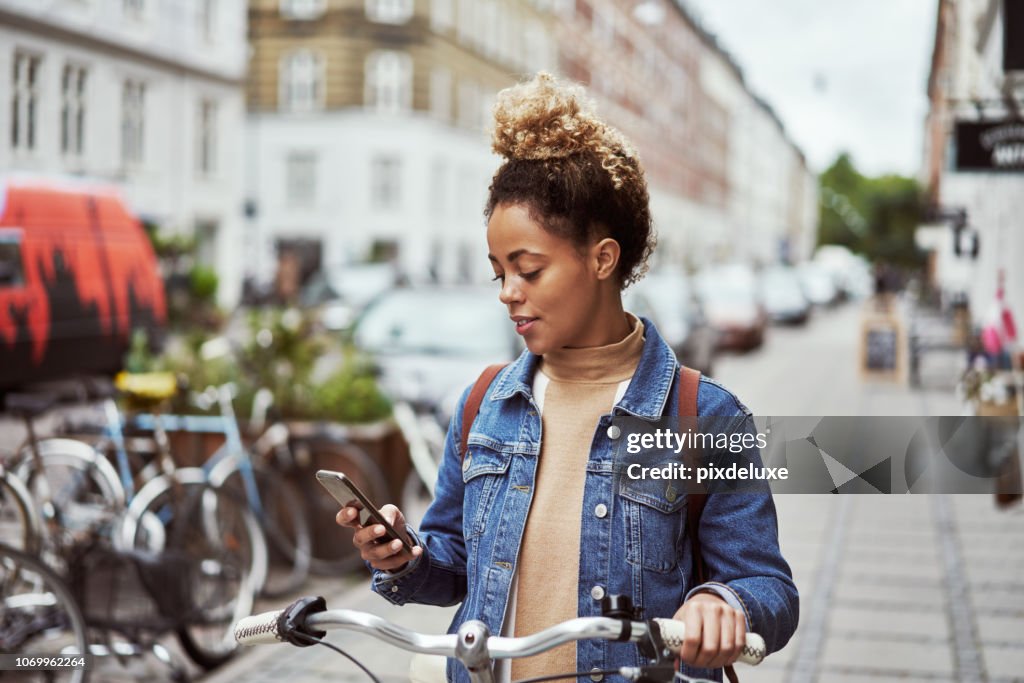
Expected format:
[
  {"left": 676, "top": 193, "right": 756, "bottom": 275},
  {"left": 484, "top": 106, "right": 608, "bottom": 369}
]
[
  {"left": 289, "top": 439, "right": 389, "bottom": 575},
  {"left": 0, "top": 543, "right": 90, "bottom": 683},
  {"left": 13, "top": 439, "right": 125, "bottom": 548},
  {"left": 0, "top": 469, "right": 42, "bottom": 554},
  {"left": 211, "top": 460, "right": 312, "bottom": 598},
  {"left": 118, "top": 469, "right": 263, "bottom": 669}
]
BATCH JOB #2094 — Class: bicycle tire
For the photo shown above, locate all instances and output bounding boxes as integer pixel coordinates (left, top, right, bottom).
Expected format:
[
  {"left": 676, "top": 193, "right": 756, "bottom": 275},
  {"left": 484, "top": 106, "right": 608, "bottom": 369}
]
[
  {"left": 117, "top": 469, "right": 263, "bottom": 669},
  {"left": 210, "top": 460, "right": 312, "bottom": 598},
  {"left": 0, "top": 542, "right": 90, "bottom": 683},
  {"left": 288, "top": 438, "right": 389, "bottom": 575},
  {"left": 12, "top": 439, "right": 126, "bottom": 550},
  {"left": 0, "top": 469, "right": 42, "bottom": 555}
]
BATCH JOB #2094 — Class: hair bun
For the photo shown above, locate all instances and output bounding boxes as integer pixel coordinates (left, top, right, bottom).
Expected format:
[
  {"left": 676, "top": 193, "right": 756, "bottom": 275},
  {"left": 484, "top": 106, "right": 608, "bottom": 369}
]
[{"left": 491, "top": 73, "right": 637, "bottom": 189}]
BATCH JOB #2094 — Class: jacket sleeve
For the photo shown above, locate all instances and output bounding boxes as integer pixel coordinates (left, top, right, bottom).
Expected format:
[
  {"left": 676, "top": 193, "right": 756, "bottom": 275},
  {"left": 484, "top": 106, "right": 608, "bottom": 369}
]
[
  {"left": 371, "top": 386, "right": 471, "bottom": 607},
  {"left": 684, "top": 412, "right": 800, "bottom": 656}
]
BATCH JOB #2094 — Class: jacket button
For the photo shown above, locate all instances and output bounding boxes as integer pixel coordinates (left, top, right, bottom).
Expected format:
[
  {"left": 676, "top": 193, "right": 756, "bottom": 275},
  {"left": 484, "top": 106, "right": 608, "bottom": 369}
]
[
  {"left": 391, "top": 585, "right": 399, "bottom": 593},
  {"left": 590, "top": 668, "right": 604, "bottom": 681},
  {"left": 665, "top": 484, "right": 678, "bottom": 503},
  {"left": 594, "top": 504, "right": 608, "bottom": 518},
  {"left": 606, "top": 425, "right": 621, "bottom": 440},
  {"left": 590, "top": 585, "right": 605, "bottom": 601},
  {"left": 462, "top": 454, "right": 472, "bottom": 472}
]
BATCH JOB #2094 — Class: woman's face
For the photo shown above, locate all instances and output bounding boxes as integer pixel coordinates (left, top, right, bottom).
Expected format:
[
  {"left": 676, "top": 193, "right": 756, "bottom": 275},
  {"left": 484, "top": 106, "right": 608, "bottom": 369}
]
[{"left": 487, "top": 203, "right": 615, "bottom": 355}]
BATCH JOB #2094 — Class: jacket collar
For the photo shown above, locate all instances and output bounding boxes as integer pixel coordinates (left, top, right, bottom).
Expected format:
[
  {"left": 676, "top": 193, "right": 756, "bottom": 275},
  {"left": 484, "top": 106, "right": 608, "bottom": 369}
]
[{"left": 489, "top": 316, "right": 678, "bottom": 420}]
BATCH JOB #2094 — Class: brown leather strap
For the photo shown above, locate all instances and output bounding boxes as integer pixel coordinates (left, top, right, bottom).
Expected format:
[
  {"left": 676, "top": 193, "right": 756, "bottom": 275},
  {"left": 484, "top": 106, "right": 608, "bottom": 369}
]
[
  {"left": 678, "top": 367, "right": 739, "bottom": 683},
  {"left": 459, "top": 363, "right": 508, "bottom": 459}
]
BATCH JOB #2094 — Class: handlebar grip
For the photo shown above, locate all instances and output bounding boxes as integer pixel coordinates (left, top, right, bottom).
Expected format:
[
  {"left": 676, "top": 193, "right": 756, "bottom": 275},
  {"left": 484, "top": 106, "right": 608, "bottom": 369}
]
[
  {"left": 652, "top": 618, "right": 766, "bottom": 666},
  {"left": 235, "top": 610, "right": 285, "bottom": 645}
]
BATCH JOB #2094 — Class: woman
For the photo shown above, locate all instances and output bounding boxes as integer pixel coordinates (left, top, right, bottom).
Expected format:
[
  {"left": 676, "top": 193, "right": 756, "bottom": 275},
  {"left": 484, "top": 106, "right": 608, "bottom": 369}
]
[{"left": 338, "top": 73, "right": 798, "bottom": 683}]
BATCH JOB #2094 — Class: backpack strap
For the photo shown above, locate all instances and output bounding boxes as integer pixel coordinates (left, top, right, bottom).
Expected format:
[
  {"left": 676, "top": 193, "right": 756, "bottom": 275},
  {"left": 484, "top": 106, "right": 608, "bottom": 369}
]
[
  {"left": 679, "top": 366, "right": 741, "bottom": 683},
  {"left": 459, "top": 363, "right": 508, "bottom": 459}
]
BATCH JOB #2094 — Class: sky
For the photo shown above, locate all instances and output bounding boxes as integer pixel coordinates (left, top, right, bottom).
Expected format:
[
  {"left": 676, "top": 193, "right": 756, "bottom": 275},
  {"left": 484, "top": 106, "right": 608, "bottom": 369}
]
[{"left": 682, "top": 0, "right": 938, "bottom": 177}]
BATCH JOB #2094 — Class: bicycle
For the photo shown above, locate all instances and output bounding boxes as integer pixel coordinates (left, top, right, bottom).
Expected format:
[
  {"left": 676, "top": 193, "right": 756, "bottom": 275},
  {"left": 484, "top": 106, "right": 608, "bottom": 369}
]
[
  {"left": 0, "top": 542, "right": 90, "bottom": 683},
  {"left": 233, "top": 595, "right": 766, "bottom": 683}
]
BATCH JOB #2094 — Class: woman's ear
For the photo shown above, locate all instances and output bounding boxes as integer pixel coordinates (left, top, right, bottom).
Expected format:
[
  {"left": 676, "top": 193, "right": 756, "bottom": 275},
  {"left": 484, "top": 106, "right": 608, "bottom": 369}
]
[{"left": 592, "top": 238, "right": 621, "bottom": 281}]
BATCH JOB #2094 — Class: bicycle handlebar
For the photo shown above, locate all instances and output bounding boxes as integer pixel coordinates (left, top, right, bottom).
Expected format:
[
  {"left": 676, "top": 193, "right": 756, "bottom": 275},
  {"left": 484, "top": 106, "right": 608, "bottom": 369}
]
[{"left": 234, "top": 599, "right": 767, "bottom": 667}]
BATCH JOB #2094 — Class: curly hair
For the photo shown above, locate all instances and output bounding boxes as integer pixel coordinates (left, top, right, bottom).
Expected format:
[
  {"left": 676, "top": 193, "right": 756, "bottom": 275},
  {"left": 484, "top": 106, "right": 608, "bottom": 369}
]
[{"left": 485, "top": 72, "right": 656, "bottom": 288}]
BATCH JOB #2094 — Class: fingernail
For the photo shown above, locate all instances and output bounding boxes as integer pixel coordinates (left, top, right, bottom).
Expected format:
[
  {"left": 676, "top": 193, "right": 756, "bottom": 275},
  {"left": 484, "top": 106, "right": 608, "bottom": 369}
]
[
  {"left": 391, "top": 540, "right": 402, "bottom": 550},
  {"left": 376, "top": 526, "right": 385, "bottom": 535}
]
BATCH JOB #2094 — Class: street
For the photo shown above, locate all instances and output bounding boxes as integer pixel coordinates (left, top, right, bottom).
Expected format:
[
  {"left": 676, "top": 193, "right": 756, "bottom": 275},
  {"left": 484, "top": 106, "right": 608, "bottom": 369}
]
[{"left": 199, "top": 300, "right": 1024, "bottom": 683}]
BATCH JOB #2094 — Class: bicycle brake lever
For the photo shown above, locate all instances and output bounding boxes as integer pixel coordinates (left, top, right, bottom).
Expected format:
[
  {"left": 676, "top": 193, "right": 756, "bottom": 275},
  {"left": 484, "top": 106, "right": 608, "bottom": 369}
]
[
  {"left": 278, "top": 596, "right": 328, "bottom": 647},
  {"left": 620, "top": 664, "right": 677, "bottom": 683}
]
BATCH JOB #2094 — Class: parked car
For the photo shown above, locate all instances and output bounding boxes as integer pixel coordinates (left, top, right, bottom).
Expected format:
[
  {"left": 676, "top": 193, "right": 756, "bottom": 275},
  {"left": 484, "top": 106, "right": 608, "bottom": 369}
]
[
  {"left": 301, "top": 262, "right": 400, "bottom": 332},
  {"left": 797, "top": 262, "right": 840, "bottom": 307},
  {"left": 0, "top": 176, "right": 166, "bottom": 389},
  {"left": 695, "top": 265, "right": 768, "bottom": 351},
  {"left": 352, "top": 286, "right": 522, "bottom": 422},
  {"left": 759, "top": 266, "right": 811, "bottom": 325},
  {"left": 626, "top": 270, "right": 716, "bottom": 376}
]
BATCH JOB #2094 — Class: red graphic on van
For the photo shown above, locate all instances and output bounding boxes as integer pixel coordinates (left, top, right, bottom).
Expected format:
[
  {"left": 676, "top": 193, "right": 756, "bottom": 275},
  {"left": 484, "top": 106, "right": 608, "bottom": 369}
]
[{"left": 0, "top": 178, "right": 166, "bottom": 388}]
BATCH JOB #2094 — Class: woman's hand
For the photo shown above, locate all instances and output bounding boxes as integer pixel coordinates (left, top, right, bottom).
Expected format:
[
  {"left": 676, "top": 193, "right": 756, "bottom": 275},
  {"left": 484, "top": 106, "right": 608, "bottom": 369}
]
[
  {"left": 672, "top": 592, "right": 747, "bottom": 670},
  {"left": 335, "top": 503, "right": 423, "bottom": 572}
]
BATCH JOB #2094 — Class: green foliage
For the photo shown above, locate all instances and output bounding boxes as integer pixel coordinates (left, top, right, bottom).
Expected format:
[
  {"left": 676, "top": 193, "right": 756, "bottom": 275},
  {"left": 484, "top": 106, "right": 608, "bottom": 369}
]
[
  {"left": 188, "top": 265, "right": 219, "bottom": 303},
  {"left": 818, "top": 152, "right": 926, "bottom": 267},
  {"left": 123, "top": 309, "right": 392, "bottom": 424}
]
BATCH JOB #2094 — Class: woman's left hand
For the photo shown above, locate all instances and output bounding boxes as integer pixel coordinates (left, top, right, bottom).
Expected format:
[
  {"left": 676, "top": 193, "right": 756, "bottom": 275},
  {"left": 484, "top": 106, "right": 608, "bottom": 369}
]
[{"left": 672, "top": 592, "right": 747, "bottom": 669}]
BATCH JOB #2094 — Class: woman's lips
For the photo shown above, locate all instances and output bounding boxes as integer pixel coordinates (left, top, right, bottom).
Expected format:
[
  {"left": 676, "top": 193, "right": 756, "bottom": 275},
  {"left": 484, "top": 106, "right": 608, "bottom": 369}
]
[{"left": 514, "top": 318, "right": 538, "bottom": 334}]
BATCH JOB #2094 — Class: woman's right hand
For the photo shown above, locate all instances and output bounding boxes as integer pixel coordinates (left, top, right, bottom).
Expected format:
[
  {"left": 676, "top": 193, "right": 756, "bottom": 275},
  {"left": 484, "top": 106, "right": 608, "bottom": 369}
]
[{"left": 335, "top": 503, "right": 423, "bottom": 572}]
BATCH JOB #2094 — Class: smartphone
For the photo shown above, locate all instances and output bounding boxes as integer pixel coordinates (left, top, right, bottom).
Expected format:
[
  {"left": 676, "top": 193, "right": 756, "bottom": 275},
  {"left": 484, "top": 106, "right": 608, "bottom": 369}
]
[{"left": 316, "top": 469, "right": 414, "bottom": 553}]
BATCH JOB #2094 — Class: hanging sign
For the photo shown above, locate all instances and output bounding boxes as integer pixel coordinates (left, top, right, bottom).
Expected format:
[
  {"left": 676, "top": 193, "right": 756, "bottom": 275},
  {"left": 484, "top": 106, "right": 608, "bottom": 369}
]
[{"left": 955, "top": 121, "right": 1024, "bottom": 171}]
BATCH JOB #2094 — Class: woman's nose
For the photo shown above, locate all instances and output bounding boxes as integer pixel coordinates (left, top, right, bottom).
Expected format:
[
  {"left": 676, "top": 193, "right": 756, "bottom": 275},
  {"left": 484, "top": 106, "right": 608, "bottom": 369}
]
[{"left": 499, "top": 279, "right": 523, "bottom": 305}]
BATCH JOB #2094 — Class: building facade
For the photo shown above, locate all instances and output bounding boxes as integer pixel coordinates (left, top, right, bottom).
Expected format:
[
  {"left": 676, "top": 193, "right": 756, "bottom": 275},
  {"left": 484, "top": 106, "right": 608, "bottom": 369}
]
[
  {"left": 247, "top": 0, "right": 815, "bottom": 292},
  {"left": 556, "top": 0, "right": 818, "bottom": 269},
  {"left": 0, "top": 0, "right": 249, "bottom": 306},
  {"left": 922, "top": 0, "right": 1024, "bottom": 326},
  {"left": 246, "top": 0, "right": 560, "bottom": 288}
]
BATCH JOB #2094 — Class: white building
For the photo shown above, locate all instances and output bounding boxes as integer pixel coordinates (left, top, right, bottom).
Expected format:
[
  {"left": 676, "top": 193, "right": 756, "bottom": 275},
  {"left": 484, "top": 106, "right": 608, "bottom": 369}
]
[
  {"left": 923, "top": 0, "right": 1024, "bottom": 326},
  {"left": 0, "top": 0, "right": 248, "bottom": 306}
]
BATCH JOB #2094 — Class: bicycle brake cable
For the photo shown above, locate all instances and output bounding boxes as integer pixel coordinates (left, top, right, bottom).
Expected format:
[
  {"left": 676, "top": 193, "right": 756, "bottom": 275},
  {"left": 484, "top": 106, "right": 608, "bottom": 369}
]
[{"left": 291, "top": 630, "right": 382, "bottom": 683}]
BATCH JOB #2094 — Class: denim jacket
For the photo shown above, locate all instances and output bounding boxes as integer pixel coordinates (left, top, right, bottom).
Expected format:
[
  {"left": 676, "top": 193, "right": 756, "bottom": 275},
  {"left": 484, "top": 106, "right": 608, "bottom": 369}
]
[{"left": 372, "top": 318, "right": 798, "bottom": 683}]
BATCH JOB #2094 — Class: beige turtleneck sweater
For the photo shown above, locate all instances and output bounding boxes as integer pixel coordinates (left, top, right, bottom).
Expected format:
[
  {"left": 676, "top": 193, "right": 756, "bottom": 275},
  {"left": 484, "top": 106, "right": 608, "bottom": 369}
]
[{"left": 510, "top": 315, "right": 645, "bottom": 682}]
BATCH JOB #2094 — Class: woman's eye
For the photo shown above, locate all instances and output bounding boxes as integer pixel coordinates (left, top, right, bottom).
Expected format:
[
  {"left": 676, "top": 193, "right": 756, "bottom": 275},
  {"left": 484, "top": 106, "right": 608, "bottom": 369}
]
[
  {"left": 520, "top": 270, "right": 541, "bottom": 281},
  {"left": 491, "top": 273, "right": 505, "bottom": 282}
]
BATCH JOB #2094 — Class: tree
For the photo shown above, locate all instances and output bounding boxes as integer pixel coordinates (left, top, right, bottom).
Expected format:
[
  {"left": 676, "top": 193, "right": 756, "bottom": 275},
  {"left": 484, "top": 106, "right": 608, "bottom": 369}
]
[{"left": 818, "top": 152, "right": 925, "bottom": 267}]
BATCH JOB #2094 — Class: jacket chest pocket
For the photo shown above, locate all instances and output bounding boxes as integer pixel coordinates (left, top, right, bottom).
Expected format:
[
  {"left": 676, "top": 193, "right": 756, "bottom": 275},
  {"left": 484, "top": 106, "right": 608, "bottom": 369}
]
[
  {"left": 462, "top": 441, "right": 512, "bottom": 540},
  {"left": 618, "top": 478, "right": 686, "bottom": 573}
]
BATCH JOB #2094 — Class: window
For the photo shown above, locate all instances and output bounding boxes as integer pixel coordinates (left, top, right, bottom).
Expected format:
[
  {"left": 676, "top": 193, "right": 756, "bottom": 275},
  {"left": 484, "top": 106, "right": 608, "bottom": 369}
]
[
  {"left": 61, "top": 64, "right": 87, "bottom": 157},
  {"left": 457, "top": 79, "right": 480, "bottom": 129},
  {"left": 0, "top": 231, "right": 25, "bottom": 288},
  {"left": 198, "top": 0, "right": 216, "bottom": 41},
  {"left": 431, "top": 0, "right": 454, "bottom": 31},
  {"left": 197, "top": 99, "right": 217, "bottom": 175},
  {"left": 280, "top": 0, "right": 325, "bottom": 20},
  {"left": 371, "top": 155, "right": 401, "bottom": 210},
  {"left": 279, "top": 50, "right": 325, "bottom": 112},
  {"left": 430, "top": 67, "right": 452, "bottom": 121},
  {"left": 366, "top": 0, "right": 413, "bottom": 24},
  {"left": 12, "top": 52, "right": 41, "bottom": 153},
  {"left": 124, "top": 0, "right": 145, "bottom": 19},
  {"left": 121, "top": 79, "right": 146, "bottom": 166},
  {"left": 286, "top": 151, "right": 317, "bottom": 207},
  {"left": 364, "top": 51, "right": 412, "bottom": 114}
]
